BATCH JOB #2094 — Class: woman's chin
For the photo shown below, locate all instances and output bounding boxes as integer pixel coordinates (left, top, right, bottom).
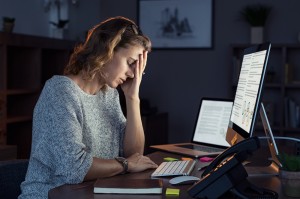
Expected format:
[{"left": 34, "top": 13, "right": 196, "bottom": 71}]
[{"left": 107, "top": 82, "right": 118, "bottom": 88}]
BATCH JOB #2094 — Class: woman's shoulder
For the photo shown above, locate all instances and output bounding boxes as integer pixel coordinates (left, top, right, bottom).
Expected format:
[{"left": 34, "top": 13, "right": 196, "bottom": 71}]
[
  {"left": 40, "top": 75, "right": 80, "bottom": 100},
  {"left": 44, "top": 75, "right": 78, "bottom": 93},
  {"left": 46, "top": 75, "right": 74, "bottom": 87}
]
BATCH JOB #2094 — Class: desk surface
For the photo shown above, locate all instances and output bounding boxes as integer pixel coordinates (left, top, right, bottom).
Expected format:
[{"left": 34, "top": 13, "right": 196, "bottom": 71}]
[{"left": 48, "top": 151, "right": 292, "bottom": 199}]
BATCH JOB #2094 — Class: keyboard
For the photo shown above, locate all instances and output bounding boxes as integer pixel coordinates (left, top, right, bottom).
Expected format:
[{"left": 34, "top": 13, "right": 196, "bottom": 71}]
[{"left": 151, "top": 160, "right": 196, "bottom": 177}]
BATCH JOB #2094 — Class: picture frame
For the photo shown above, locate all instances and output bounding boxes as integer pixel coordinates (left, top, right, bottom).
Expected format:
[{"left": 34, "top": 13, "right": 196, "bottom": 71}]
[{"left": 138, "top": 0, "right": 214, "bottom": 49}]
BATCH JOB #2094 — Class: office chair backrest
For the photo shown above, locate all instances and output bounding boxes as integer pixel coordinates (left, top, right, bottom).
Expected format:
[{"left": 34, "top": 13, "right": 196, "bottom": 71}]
[{"left": 0, "top": 159, "right": 29, "bottom": 199}]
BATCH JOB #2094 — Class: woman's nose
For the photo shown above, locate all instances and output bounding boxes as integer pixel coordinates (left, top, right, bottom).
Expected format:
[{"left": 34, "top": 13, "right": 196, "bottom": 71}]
[{"left": 126, "top": 68, "right": 134, "bottom": 78}]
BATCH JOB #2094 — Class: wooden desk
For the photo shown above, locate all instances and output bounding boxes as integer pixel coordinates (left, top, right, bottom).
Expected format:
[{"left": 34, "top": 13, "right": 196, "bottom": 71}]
[{"left": 48, "top": 151, "right": 292, "bottom": 199}]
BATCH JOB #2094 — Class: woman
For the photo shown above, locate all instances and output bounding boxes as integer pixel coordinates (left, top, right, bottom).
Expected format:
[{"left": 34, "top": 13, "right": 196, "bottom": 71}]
[{"left": 19, "top": 16, "right": 158, "bottom": 199}]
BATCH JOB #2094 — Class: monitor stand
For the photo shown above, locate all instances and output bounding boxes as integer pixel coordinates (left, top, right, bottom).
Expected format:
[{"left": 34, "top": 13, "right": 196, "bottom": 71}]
[{"left": 244, "top": 103, "right": 280, "bottom": 177}]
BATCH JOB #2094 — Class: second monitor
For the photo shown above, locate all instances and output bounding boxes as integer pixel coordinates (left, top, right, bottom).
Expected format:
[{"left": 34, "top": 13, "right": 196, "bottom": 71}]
[{"left": 226, "top": 43, "right": 271, "bottom": 146}]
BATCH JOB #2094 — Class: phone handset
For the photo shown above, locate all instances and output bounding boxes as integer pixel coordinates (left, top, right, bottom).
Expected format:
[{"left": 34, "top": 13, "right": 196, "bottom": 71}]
[{"left": 202, "top": 136, "right": 260, "bottom": 177}]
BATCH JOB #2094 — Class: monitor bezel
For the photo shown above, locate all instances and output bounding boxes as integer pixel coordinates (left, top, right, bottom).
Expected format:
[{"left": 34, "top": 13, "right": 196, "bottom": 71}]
[{"left": 226, "top": 42, "right": 271, "bottom": 146}]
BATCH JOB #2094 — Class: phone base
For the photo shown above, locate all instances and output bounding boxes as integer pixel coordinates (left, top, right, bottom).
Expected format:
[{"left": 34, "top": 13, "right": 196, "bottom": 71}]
[{"left": 245, "top": 161, "right": 279, "bottom": 177}]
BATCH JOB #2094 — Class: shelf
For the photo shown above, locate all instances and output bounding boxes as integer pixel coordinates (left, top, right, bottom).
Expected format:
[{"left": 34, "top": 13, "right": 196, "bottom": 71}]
[
  {"left": 7, "top": 116, "right": 32, "bottom": 124},
  {"left": 264, "top": 83, "right": 282, "bottom": 89},
  {"left": 6, "top": 89, "right": 41, "bottom": 95},
  {"left": 7, "top": 46, "right": 41, "bottom": 90},
  {"left": 282, "top": 127, "right": 300, "bottom": 133},
  {"left": 285, "top": 83, "right": 300, "bottom": 88},
  {"left": 0, "top": 33, "right": 76, "bottom": 158}
]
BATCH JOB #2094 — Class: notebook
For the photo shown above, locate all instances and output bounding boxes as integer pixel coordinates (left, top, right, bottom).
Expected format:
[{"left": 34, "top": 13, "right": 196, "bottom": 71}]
[
  {"left": 93, "top": 178, "right": 163, "bottom": 194},
  {"left": 151, "top": 98, "right": 233, "bottom": 157}
]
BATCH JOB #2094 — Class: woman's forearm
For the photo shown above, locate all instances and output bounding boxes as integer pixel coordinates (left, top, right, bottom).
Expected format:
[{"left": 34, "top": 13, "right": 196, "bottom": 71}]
[
  {"left": 123, "top": 97, "right": 145, "bottom": 156},
  {"left": 84, "top": 157, "right": 124, "bottom": 181}
]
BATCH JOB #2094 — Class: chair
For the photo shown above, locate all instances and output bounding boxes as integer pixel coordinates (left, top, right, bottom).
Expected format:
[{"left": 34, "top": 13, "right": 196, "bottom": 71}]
[{"left": 0, "top": 159, "right": 29, "bottom": 199}]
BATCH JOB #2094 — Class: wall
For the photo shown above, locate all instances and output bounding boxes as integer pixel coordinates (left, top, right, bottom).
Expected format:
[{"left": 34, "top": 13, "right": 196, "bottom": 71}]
[
  {"left": 0, "top": 0, "right": 49, "bottom": 37},
  {"left": 68, "top": 0, "right": 102, "bottom": 41},
  {"left": 0, "top": 0, "right": 101, "bottom": 41},
  {"left": 99, "top": 0, "right": 300, "bottom": 143}
]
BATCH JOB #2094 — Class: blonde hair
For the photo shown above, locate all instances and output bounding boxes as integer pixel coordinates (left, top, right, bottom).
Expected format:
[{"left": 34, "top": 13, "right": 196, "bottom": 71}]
[{"left": 64, "top": 16, "right": 151, "bottom": 82}]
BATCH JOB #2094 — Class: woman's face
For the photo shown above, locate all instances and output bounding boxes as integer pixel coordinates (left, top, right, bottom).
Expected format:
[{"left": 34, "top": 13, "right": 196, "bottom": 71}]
[{"left": 102, "top": 45, "right": 144, "bottom": 88}]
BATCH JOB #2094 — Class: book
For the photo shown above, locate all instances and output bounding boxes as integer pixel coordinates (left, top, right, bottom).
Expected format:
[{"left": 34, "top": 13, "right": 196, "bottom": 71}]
[{"left": 93, "top": 178, "right": 163, "bottom": 194}]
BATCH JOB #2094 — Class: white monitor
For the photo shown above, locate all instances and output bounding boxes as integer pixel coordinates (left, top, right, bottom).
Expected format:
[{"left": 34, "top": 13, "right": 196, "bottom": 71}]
[{"left": 226, "top": 43, "right": 271, "bottom": 146}]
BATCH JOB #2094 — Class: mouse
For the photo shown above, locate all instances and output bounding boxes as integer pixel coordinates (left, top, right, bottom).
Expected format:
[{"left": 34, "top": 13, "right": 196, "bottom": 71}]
[{"left": 169, "top": 176, "right": 200, "bottom": 185}]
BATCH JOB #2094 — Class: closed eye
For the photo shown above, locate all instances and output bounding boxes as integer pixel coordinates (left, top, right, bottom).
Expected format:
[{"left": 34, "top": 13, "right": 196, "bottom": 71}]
[{"left": 128, "top": 60, "right": 137, "bottom": 68}]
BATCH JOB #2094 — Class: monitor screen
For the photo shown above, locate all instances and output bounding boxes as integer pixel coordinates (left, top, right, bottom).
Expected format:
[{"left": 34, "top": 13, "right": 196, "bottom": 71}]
[
  {"left": 192, "top": 98, "right": 233, "bottom": 147},
  {"left": 226, "top": 43, "right": 271, "bottom": 146}
]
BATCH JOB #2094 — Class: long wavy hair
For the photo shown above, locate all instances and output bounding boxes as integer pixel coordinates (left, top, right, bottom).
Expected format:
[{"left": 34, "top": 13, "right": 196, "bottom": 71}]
[{"left": 64, "top": 16, "right": 151, "bottom": 85}]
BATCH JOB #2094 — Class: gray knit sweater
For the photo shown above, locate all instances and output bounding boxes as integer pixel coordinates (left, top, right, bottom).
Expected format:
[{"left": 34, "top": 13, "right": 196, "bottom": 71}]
[{"left": 19, "top": 76, "right": 126, "bottom": 199}]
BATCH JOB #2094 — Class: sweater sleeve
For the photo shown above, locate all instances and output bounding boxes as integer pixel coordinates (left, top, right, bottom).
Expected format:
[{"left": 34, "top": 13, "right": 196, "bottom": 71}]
[
  {"left": 32, "top": 83, "right": 92, "bottom": 184},
  {"left": 113, "top": 89, "right": 126, "bottom": 157}
]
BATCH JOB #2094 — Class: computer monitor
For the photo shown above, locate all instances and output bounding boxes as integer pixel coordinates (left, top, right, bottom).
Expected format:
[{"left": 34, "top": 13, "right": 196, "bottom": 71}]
[{"left": 226, "top": 43, "right": 271, "bottom": 146}]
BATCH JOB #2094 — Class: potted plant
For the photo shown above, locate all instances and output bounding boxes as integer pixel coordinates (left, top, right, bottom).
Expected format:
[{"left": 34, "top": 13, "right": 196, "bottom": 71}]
[
  {"left": 2, "top": 17, "right": 15, "bottom": 33},
  {"left": 240, "top": 4, "right": 271, "bottom": 44},
  {"left": 277, "top": 152, "right": 300, "bottom": 197}
]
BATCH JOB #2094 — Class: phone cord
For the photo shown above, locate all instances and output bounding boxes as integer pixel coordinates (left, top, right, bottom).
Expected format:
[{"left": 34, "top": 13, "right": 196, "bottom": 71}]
[{"left": 230, "top": 179, "right": 278, "bottom": 199}]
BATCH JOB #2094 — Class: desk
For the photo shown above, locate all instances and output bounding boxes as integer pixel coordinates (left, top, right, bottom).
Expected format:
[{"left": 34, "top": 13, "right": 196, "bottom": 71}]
[{"left": 49, "top": 151, "right": 292, "bottom": 199}]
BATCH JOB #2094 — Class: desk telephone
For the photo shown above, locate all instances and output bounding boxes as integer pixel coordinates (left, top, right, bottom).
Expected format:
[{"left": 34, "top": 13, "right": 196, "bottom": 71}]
[{"left": 188, "top": 137, "right": 278, "bottom": 199}]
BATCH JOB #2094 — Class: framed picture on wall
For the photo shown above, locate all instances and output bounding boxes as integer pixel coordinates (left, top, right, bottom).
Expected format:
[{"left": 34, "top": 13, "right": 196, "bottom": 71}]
[{"left": 138, "top": 0, "right": 214, "bottom": 49}]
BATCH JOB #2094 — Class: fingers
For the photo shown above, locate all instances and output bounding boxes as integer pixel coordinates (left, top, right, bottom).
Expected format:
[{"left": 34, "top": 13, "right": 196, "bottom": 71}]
[
  {"left": 143, "top": 51, "right": 148, "bottom": 71},
  {"left": 135, "top": 54, "right": 142, "bottom": 78},
  {"left": 138, "top": 155, "right": 158, "bottom": 168},
  {"left": 130, "top": 51, "right": 148, "bottom": 81},
  {"left": 127, "top": 154, "right": 158, "bottom": 172},
  {"left": 148, "top": 161, "right": 158, "bottom": 168},
  {"left": 137, "top": 51, "right": 148, "bottom": 77},
  {"left": 130, "top": 153, "right": 156, "bottom": 165}
]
